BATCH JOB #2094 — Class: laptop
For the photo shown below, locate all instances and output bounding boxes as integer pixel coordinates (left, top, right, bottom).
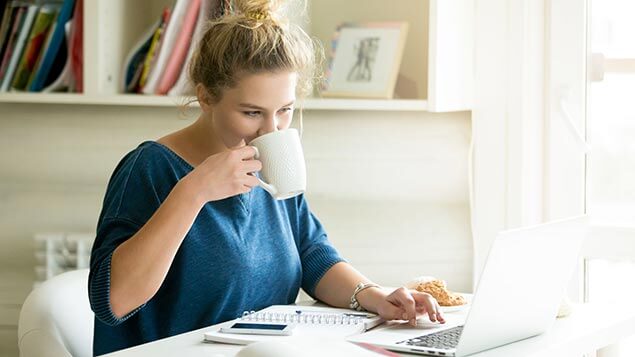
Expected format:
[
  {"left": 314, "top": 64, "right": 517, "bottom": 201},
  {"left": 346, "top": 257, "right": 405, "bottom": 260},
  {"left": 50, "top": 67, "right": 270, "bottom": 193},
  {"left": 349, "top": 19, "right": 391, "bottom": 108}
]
[{"left": 348, "top": 215, "right": 588, "bottom": 356}]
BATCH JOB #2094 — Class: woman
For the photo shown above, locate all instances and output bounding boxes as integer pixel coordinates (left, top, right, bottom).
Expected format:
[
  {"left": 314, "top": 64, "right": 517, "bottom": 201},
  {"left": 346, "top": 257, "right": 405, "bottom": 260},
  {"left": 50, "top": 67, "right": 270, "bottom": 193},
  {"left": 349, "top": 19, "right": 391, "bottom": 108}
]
[{"left": 88, "top": 0, "right": 444, "bottom": 354}]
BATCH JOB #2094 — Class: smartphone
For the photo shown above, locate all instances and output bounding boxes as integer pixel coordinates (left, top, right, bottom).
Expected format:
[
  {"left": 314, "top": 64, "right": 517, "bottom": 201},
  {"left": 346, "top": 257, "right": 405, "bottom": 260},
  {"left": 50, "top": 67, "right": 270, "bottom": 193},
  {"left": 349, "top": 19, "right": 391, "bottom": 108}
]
[{"left": 219, "top": 322, "right": 295, "bottom": 336}]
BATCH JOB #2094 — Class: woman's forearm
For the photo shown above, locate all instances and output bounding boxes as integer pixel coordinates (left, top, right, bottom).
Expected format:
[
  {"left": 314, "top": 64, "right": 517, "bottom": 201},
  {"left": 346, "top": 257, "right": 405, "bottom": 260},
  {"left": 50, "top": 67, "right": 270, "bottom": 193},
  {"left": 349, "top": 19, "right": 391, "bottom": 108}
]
[
  {"left": 109, "top": 176, "right": 204, "bottom": 318},
  {"left": 314, "top": 263, "right": 443, "bottom": 325},
  {"left": 313, "top": 262, "right": 387, "bottom": 313}
]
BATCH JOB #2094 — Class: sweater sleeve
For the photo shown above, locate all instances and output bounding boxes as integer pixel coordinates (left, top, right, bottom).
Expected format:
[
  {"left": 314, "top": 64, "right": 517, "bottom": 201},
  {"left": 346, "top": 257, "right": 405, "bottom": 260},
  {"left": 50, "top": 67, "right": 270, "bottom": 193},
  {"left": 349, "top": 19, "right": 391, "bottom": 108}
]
[
  {"left": 88, "top": 144, "right": 178, "bottom": 326},
  {"left": 89, "top": 218, "right": 146, "bottom": 326},
  {"left": 294, "top": 195, "right": 346, "bottom": 298}
]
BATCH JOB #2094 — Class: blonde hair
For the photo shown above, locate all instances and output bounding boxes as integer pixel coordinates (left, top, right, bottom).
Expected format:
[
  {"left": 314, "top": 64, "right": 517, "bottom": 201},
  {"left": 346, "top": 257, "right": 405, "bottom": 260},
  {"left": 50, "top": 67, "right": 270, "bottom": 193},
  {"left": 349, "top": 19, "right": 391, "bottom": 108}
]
[{"left": 188, "top": 0, "right": 320, "bottom": 103}]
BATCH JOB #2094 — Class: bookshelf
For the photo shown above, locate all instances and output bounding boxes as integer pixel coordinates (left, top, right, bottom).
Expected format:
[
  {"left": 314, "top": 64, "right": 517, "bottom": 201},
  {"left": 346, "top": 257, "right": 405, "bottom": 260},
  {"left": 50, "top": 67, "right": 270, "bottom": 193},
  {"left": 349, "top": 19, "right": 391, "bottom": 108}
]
[{"left": 0, "top": 0, "right": 473, "bottom": 113}]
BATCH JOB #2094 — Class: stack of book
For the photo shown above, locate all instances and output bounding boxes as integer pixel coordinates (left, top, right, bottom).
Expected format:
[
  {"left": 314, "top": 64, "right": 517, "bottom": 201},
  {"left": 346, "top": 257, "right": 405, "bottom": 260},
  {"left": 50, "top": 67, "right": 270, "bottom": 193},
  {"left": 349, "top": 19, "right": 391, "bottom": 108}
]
[
  {"left": 0, "top": 0, "right": 83, "bottom": 93},
  {"left": 124, "top": 0, "right": 228, "bottom": 96}
]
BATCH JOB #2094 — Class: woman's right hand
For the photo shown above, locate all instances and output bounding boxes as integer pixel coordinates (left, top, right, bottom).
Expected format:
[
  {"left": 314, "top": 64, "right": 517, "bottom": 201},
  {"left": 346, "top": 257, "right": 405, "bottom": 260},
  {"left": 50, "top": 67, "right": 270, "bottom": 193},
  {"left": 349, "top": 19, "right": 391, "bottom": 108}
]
[{"left": 182, "top": 146, "right": 262, "bottom": 204}]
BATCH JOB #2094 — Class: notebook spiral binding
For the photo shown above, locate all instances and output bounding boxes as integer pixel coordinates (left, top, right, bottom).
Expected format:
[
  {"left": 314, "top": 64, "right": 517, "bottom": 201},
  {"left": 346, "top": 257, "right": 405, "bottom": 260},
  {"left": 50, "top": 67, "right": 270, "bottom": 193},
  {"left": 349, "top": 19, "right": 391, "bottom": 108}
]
[{"left": 239, "top": 310, "right": 367, "bottom": 325}]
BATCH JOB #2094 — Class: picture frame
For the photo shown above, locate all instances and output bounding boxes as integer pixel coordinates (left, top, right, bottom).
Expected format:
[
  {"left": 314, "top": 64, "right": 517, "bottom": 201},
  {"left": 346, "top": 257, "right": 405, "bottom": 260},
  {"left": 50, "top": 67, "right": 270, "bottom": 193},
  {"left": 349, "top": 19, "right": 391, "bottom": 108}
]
[{"left": 321, "top": 22, "right": 409, "bottom": 99}]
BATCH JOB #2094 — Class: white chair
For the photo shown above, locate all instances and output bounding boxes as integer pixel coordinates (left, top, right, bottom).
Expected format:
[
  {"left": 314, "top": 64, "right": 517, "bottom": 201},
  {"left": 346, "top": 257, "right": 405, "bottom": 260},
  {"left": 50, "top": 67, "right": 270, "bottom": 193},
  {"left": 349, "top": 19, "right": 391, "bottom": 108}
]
[{"left": 18, "top": 269, "right": 93, "bottom": 357}]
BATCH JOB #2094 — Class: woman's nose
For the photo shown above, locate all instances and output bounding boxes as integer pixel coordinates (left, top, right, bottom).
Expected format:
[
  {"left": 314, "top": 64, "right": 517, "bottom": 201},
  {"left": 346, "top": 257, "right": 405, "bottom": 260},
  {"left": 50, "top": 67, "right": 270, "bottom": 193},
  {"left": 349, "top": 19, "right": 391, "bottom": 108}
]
[{"left": 258, "top": 115, "right": 278, "bottom": 136}]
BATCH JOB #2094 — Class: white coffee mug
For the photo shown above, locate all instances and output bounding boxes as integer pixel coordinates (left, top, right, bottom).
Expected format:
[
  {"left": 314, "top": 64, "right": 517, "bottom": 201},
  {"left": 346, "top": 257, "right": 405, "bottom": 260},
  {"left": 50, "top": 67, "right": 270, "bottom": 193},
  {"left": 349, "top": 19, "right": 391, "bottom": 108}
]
[{"left": 249, "top": 128, "right": 306, "bottom": 200}]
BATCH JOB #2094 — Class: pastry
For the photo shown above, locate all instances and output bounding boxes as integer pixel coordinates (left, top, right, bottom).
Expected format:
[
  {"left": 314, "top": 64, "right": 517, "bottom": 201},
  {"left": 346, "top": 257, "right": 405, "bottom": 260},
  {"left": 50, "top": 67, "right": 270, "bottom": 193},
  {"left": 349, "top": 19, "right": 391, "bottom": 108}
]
[{"left": 413, "top": 279, "right": 466, "bottom": 306}]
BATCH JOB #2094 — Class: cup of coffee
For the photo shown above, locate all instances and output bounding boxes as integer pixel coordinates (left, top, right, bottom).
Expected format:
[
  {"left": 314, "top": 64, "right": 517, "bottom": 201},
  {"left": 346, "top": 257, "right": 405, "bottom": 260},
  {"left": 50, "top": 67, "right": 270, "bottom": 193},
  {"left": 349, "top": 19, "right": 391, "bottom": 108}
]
[{"left": 249, "top": 128, "right": 306, "bottom": 200}]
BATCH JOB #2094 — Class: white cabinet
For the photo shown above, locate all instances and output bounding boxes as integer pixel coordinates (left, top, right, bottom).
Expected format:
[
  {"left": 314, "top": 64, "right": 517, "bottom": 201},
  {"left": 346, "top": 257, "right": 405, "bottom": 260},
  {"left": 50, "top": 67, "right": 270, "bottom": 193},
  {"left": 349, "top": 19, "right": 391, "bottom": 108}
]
[{"left": 0, "top": 0, "right": 474, "bottom": 112}]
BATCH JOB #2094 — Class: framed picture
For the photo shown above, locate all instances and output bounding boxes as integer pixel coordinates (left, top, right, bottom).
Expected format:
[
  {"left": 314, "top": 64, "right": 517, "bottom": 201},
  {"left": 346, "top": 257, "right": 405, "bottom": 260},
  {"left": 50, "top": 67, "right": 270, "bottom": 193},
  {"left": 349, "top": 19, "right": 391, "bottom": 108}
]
[{"left": 321, "top": 22, "right": 409, "bottom": 99}]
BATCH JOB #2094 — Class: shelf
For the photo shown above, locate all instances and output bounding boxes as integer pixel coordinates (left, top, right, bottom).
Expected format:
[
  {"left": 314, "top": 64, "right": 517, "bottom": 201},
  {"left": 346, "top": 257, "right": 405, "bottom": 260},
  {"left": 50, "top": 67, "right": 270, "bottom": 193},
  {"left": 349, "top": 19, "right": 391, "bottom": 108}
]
[
  {"left": 0, "top": 93, "right": 429, "bottom": 111},
  {"left": 0, "top": 93, "right": 183, "bottom": 107},
  {"left": 301, "top": 98, "right": 428, "bottom": 111}
]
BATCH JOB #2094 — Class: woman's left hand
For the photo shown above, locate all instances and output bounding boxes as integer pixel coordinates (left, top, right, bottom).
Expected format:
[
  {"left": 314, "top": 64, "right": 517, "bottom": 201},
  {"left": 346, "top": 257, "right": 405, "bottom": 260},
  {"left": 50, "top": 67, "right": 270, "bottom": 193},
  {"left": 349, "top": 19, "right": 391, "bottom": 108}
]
[{"left": 374, "top": 287, "right": 446, "bottom": 326}]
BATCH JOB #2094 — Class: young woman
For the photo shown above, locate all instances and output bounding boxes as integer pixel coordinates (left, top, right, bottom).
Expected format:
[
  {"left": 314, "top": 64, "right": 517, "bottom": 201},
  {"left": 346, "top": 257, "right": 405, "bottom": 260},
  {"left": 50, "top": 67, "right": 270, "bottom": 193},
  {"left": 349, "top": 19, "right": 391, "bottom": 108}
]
[{"left": 88, "top": 0, "right": 444, "bottom": 354}]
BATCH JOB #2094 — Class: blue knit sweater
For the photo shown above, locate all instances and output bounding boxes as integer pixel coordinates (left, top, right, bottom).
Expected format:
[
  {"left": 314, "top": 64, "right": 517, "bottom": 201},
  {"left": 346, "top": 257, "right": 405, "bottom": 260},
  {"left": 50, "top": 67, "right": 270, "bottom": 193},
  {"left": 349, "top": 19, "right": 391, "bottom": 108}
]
[{"left": 88, "top": 141, "right": 344, "bottom": 356}]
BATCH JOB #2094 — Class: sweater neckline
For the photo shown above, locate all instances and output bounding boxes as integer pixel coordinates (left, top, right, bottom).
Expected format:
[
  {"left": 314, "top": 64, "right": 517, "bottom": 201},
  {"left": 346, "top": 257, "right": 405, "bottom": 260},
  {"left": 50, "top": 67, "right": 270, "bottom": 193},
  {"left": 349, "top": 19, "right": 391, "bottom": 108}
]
[
  {"left": 144, "top": 141, "right": 195, "bottom": 170},
  {"left": 143, "top": 141, "right": 253, "bottom": 213}
]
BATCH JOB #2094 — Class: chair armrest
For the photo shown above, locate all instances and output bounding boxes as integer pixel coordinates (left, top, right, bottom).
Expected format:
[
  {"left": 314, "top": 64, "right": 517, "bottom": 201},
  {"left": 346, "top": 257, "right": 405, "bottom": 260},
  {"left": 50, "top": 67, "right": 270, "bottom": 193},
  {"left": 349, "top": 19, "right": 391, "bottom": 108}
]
[{"left": 19, "top": 329, "right": 73, "bottom": 357}]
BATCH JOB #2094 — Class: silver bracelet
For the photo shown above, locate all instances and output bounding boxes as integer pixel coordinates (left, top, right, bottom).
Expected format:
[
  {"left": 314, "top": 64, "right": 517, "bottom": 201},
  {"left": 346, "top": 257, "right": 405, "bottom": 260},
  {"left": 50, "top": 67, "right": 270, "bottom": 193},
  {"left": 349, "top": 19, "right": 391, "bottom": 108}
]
[{"left": 349, "top": 282, "right": 380, "bottom": 311}]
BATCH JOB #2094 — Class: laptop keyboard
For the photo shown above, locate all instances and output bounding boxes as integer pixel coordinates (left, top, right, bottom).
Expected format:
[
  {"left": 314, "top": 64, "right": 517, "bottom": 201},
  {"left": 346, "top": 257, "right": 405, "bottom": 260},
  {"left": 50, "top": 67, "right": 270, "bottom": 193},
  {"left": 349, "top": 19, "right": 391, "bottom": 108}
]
[{"left": 397, "top": 325, "right": 464, "bottom": 350}]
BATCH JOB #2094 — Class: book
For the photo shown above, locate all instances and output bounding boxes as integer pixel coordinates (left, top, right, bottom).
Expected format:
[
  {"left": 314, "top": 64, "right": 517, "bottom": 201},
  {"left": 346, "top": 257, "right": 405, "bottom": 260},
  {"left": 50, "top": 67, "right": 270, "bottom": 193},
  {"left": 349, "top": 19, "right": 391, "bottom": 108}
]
[
  {"left": 0, "top": 5, "right": 25, "bottom": 84},
  {"left": 0, "top": 1, "right": 7, "bottom": 22},
  {"left": 167, "top": 0, "right": 222, "bottom": 96},
  {"left": 121, "top": 18, "right": 159, "bottom": 93},
  {"left": 68, "top": 0, "right": 81, "bottom": 92},
  {"left": 142, "top": 0, "right": 190, "bottom": 94},
  {"left": 138, "top": 7, "right": 169, "bottom": 92},
  {"left": 11, "top": 4, "right": 58, "bottom": 90},
  {"left": 0, "top": 1, "right": 18, "bottom": 63},
  {"left": 203, "top": 304, "right": 384, "bottom": 345},
  {"left": 28, "top": 17, "right": 57, "bottom": 87},
  {"left": 41, "top": 18, "right": 70, "bottom": 92},
  {"left": 29, "top": 0, "right": 75, "bottom": 91},
  {"left": 155, "top": 0, "right": 200, "bottom": 95},
  {"left": 1, "top": 4, "right": 37, "bottom": 92}
]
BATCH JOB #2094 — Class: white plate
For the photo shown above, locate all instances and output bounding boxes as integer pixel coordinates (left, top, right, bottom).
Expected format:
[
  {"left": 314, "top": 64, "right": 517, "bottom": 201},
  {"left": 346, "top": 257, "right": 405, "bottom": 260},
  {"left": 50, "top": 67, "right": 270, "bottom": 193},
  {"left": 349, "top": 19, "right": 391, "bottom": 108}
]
[{"left": 439, "top": 303, "right": 469, "bottom": 313}]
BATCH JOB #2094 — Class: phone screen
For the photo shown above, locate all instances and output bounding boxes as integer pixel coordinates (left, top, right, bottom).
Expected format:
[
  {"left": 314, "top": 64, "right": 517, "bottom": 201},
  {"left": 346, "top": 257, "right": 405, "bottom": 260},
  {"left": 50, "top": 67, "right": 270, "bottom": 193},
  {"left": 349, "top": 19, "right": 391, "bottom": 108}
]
[{"left": 230, "top": 323, "right": 288, "bottom": 330}]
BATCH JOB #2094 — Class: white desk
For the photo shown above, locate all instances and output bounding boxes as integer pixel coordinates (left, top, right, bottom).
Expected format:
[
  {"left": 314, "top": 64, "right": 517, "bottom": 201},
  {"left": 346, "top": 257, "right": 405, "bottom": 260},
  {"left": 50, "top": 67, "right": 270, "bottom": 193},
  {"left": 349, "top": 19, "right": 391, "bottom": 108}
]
[{"left": 105, "top": 302, "right": 635, "bottom": 357}]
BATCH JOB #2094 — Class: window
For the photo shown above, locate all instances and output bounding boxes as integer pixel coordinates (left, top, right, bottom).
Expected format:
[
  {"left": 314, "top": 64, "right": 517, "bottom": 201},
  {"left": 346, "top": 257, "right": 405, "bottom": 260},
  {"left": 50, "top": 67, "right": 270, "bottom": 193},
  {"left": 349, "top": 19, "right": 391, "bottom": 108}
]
[
  {"left": 586, "top": 0, "right": 635, "bottom": 354},
  {"left": 588, "top": 0, "right": 635, "bottom": 224}
]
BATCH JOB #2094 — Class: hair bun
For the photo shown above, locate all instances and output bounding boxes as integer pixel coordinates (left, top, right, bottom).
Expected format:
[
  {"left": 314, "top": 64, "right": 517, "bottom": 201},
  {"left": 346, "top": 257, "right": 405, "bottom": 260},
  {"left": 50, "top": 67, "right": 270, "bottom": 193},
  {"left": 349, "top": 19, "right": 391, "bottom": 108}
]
[{"left": 234, "top": 0, "right": 284, "bottom": 21}]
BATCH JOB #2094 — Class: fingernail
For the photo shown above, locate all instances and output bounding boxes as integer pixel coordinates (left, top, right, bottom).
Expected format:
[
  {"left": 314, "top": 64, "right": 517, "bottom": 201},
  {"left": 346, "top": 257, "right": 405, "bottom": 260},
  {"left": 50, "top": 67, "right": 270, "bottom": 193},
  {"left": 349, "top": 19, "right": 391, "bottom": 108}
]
[{"left": 402, "top": 313, "right": 408, "bottom": 320}]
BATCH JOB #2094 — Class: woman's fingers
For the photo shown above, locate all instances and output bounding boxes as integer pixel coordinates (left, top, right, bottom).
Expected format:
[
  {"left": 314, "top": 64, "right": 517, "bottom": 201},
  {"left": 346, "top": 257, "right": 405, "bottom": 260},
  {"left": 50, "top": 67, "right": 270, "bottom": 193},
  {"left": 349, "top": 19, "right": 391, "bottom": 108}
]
[
  {"left": 387, "top": 287, "right": 418, "bottom": 325},
  {"left": 381, "top": 301, "right": 406, "bottom": 320},
  {"left": 236, "top": 145, "right": 259, "bottom": 160},
  {"left": 241, "top": 159, "right": 262, "bottom": 174},
  {"left": 383, "top": 288, "right": 447, "bottom": 326},
  {"left": 411, "top": 290, "right": 445, "bottom": 323},
  {"left": 242, "top": 175, "right": 261, "bottom": 188}
]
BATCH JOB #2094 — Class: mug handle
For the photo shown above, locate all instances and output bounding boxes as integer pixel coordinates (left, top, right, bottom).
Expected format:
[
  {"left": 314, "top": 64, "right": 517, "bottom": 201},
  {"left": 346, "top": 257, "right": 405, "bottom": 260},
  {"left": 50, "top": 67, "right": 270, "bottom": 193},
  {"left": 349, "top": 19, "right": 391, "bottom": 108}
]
[{"left": 250, "top": 146, "right": 278, "bottom": 196}]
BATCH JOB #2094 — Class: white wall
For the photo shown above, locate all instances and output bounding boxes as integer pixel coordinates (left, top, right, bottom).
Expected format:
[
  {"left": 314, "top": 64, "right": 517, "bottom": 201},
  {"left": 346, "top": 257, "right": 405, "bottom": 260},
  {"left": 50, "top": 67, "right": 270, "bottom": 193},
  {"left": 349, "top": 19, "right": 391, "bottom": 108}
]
[{"left": 0, "top": 103, "right": 471, "bottom": 356}]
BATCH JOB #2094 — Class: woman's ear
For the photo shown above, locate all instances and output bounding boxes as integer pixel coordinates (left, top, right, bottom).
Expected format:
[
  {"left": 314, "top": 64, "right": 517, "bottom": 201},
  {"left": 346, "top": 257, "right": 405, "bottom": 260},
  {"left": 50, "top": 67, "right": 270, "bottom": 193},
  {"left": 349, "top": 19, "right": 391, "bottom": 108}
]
[{"left": 196, "top": 84, "right": 213, "bottom": 112}]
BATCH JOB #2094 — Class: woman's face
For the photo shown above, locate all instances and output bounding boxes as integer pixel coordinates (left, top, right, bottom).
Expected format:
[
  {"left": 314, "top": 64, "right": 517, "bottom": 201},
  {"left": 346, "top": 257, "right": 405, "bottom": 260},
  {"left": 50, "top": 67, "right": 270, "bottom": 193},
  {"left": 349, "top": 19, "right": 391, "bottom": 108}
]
[{"left": 201, "top": 71, "right": 298, "bottom": 149}]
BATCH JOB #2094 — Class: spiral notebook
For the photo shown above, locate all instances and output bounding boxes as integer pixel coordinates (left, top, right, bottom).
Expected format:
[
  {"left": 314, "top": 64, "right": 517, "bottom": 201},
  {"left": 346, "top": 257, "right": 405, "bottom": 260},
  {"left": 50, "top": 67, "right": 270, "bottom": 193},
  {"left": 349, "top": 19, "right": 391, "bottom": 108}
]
[{"left": 203, "top": 304, "right": 384, "bottom": 345}]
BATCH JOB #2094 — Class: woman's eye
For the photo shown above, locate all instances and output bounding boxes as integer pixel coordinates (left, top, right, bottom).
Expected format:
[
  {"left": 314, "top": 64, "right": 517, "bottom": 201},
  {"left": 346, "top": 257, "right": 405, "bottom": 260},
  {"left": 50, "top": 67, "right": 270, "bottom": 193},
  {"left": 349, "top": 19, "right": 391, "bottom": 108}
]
[
  {"left": 244, "top": 111, "right": 260, "bottom": 117},
  {"left": 279, "top": 107, "right": 293, "bottom": 114}
]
